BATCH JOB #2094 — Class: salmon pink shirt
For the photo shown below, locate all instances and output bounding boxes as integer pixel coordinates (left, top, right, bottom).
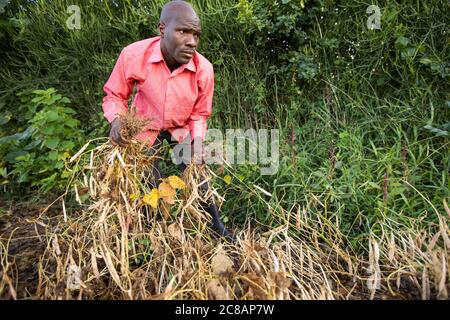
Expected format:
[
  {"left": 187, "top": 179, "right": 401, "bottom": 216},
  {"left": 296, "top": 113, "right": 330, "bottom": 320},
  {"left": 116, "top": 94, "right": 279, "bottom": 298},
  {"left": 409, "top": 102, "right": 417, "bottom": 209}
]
[{"left": 102, "top": 36, "right": 214, "bottom": 145}]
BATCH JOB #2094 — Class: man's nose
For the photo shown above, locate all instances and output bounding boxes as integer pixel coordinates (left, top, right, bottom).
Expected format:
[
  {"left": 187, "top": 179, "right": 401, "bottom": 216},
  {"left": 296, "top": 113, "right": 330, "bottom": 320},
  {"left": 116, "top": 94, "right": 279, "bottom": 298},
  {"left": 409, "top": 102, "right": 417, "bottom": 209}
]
[{"left": 186, "top": 34, "right": 197, "bottom": 48}]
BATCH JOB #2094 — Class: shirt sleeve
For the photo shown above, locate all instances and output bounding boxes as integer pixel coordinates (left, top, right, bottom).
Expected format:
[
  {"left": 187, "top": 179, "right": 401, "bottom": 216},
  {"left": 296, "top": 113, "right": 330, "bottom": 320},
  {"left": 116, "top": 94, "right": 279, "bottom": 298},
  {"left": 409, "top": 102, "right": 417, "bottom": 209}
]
[
  {"left": 102, "top": 49, "right": 134, "bottom": 123},
  {"left": 188, "top": 63, "right": 214, "bottom": 141}
]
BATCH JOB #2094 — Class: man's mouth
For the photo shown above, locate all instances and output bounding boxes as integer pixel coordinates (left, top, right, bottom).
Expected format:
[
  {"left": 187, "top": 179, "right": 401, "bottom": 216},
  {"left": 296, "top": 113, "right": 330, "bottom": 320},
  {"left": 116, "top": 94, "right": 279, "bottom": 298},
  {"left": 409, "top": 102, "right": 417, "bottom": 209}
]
[{"left": 181, "top": 50, "right": 195, "bottom": 58}]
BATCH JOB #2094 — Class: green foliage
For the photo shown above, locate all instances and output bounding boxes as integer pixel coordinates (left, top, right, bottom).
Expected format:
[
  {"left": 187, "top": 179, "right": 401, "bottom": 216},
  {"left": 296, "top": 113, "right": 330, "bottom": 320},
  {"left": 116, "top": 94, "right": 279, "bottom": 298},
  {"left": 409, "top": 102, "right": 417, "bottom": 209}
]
[
  {"left": 236, "top": 0, "right": 318, "bottom": 90},
  {"left": 236, "top": 0, "right": 449, "bottom": 104},
  {"left": 0, "top": 88, "right": 83, "bottom": 192},
  {"left": 423, "top": 101, "right": 450, "bottom": 138}
]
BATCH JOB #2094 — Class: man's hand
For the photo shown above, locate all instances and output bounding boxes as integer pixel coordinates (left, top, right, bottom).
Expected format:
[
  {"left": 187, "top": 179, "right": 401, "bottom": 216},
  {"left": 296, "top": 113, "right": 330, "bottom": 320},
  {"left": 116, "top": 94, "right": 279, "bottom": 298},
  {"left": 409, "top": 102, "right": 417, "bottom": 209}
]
[
  {"left": 109, "top": 118, "right": 129, "bottom": 147},
  {"left": 191, "top": 136, "right": 205, "bottom": 164}
]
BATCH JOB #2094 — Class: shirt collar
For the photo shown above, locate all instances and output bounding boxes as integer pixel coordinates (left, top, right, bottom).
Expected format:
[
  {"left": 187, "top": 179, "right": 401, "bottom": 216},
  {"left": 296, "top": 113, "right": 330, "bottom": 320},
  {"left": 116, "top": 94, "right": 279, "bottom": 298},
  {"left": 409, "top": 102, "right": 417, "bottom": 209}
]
[{"left": 148, "top": 38, "right": 197, "bottom": 73}]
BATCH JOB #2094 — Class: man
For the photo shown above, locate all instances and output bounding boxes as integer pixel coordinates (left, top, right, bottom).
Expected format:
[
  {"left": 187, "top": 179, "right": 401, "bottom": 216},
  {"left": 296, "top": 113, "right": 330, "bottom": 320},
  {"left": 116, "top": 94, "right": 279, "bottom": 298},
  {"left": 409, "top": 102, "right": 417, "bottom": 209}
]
[{"left": 102, "top": 1, "right": 234, "bottom": 241}]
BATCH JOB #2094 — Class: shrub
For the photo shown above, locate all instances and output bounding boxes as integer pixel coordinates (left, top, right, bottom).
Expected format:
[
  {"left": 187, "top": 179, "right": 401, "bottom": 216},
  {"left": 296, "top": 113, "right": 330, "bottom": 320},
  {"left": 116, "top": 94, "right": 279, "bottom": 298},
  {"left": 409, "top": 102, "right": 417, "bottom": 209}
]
[{"left": 0, "top": 88, "right": 83, "bottom": 192}]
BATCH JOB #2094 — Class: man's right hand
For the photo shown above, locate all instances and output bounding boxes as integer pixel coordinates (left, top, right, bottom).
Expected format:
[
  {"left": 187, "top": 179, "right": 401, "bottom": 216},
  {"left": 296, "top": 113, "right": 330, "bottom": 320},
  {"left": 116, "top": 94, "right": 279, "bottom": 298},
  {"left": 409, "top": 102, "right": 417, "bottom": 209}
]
[{"left": 109, "top": 118, "right": 129, "bottom": 147}]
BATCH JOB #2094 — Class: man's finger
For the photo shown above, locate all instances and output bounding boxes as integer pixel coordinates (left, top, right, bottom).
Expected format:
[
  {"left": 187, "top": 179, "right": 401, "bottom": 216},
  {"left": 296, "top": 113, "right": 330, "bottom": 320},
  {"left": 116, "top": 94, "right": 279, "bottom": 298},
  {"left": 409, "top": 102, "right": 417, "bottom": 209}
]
[
  {"left": 109, "top": 136, "right": 118, "bottom": 146},
  {"left": 110, "top": 131, "right": 129, "bottom": 147}
]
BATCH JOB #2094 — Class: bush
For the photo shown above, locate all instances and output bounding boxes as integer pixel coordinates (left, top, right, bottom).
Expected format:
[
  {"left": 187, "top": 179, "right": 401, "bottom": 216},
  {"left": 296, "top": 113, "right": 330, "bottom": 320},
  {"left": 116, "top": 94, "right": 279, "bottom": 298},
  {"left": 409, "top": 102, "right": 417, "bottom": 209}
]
[{"left": 0, "top": 88, "right": 83, "bottom": 192}]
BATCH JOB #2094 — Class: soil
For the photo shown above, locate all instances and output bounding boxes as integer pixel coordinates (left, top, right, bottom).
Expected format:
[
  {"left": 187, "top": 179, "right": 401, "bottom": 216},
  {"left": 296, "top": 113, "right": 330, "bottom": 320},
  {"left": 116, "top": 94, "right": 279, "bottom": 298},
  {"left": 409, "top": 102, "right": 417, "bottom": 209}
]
[{"left": 0, "top": 200, "right": 62, "bottom": 299}]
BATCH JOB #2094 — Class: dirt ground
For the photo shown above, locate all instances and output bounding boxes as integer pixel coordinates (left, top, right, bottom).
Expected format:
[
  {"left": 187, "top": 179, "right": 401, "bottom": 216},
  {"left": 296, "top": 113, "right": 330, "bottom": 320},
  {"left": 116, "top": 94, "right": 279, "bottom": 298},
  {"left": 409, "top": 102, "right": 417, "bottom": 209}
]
[{"left": 0, "top": 200, "right": 64, "bottom": 299}]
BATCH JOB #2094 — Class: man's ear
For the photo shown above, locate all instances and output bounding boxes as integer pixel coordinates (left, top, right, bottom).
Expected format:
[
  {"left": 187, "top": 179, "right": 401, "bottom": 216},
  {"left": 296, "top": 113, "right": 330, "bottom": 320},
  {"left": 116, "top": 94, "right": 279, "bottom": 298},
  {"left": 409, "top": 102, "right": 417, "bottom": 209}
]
[{"left": 158, "top": 22, "right": 165, "bottom": 38}]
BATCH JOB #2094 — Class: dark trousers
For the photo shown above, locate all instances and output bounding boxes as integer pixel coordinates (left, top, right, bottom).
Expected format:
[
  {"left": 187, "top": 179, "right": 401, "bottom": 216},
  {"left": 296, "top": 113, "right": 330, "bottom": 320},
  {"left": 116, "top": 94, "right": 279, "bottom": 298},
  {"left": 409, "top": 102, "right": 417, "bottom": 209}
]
[{"left": 147, "top": 130, "right": 190, "bottom": 188}]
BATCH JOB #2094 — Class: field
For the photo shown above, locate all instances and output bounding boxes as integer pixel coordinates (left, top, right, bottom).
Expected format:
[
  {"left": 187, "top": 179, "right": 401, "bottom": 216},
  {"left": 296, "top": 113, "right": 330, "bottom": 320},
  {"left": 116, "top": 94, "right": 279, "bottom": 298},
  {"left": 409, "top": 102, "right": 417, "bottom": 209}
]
[{"left": 0, "top": 0, "right": 449, "bottom": 300}]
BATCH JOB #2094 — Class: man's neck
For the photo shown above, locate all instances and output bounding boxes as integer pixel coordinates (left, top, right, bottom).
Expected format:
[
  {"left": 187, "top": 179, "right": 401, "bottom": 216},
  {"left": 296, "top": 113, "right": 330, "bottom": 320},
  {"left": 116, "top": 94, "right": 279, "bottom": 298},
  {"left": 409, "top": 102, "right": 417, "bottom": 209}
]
[
  {"left": 160, "top": 45, "right": 179, "bottom": 73},
  {"left": 165, "top": 60, "right": 179, "bottom": 73}
]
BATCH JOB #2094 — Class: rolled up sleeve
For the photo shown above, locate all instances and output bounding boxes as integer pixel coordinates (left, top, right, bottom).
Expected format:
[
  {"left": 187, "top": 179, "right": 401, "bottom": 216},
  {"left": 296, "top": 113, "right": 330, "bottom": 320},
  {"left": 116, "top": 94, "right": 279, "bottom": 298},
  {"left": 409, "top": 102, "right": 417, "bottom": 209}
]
[
  {"left": 188, "top": 63, "right": 214, "bottom": 141},
  {"left": 102, "top": 49, "right": 134, "bottom": 123}
]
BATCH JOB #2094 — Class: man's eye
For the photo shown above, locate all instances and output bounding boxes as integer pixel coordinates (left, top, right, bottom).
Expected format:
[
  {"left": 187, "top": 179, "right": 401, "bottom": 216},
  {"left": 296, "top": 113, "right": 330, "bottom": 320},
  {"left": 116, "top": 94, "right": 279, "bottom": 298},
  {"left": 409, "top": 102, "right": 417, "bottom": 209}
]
[{"left": 179, "top": 30, "right": 184, "bottom": 34}]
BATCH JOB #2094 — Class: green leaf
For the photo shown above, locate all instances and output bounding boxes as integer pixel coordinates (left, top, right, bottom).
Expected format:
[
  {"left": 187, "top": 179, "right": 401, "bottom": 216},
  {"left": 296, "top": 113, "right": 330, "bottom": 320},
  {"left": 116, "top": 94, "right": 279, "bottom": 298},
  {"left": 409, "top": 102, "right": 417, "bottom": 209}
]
[
  {"left": 62, "top": 141, "right": 75, "bottom": 150},
  {"left": 139, "top": 239, "right": 150, "bottom": 247},
  {"left": 420, "top": 58, "right": 432, "bottom": 65},
  {"left": 401, "top": 47, "right": 415, "bottom": 59},
  {"left": 32, "top": 89, "right": 47, "bottom": 95},
  {"left": 80, "top": 193, "right": 90, "bottom": 204},
  {"left": 31, "top": 96, "right": 44, "bottom": 103},
  {"left": 5, "top": 150, "right": 28, "bottom": 163},
  {"left": 45, "top": 88, "right": 57, "bottom": 95},
  {"left": 424, "top": 125, "right": 449, "bottom": 137},
  {"left": 395, "top": 36, "right": 410, "bottom": 49},
  {"left": 63, "top": 107, "right": 76, "bottom": 115},
  {"left": 0, "top": 127, "right": 33, "bottom": 144},
  {"left": 32, "top": 88, "right": 56, "bottom": 95},
  {"left": 0, "top": 167, "right": 7, "bottom": 178},
  {"left": 44, "top": 137, "right": 60, "bottom": 149},
  {"left": 390, "top": 187, "right": 405, "bottom": 195},
  {"left": 66, "top": 118, "right": 79, "bottom": 128},
  {"left": 0, "top": 112, "right": 11, "bottom": 125},
  {"left": 60, "top": 97, "right": 71, "bottom": 104},
  {"left": 366, "top": 182, "right": 381, "bottom": 190},
  {"left": 17, "top": 171, "right": 29, "bottom": 183},
  {"left": 312, "top": 170, "right": 325, "bottom": 178},
  {"left": 41, "top": 126, "right": 55, "bottom": 135},
  {"left": 39, "top": 172, "right": 58, "bottom": 188},
  {"left": 48, "top": 150, "right": 59, "bottom": 161},
  {"left": 24, "top": 139, "right": 42, "bottom": 150},
  {"left": 55, "top": 161, "right": 64, "bottom": 169},
  {"left": 47, "top": 110, "right": 59, "bottom": 121},
  {"left": 61, "top": 170, "right": 71, "bottom": 178}
]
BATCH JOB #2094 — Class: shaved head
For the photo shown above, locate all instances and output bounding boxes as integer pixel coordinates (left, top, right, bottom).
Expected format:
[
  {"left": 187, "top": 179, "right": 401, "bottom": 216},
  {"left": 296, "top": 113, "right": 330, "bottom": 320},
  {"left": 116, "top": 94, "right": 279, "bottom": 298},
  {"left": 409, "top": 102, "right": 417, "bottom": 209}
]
[{"left": 160, "top": 1, "right": 199, "bottom": 25}]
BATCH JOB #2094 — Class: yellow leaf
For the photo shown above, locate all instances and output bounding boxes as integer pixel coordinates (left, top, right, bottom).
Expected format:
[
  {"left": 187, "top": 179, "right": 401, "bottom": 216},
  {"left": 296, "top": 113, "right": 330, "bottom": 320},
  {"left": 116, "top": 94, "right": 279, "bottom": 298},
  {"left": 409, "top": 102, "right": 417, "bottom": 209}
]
[
  {"left": 142, "top": 189, "right": 159, "bottom": 208},
  {"left": 224, "top": 175, "right": 232, "bottom": 185},
  {"left": 167, "top": 176, "right": 186, "bottom": 189},
  {"left": 162, "top": 195, "right": 175, "bottom": 204},
  {"left": 158, "top": 182, "right": 176, "bottom": 198},
  {"left": 159, "top": 182, "right": 176, "bottom": 204},
  {"left": 129, "top": 193, "right": 138, "bottom": 201},
  {"left": 59, "top": 152, "right": 71, "bottom": 161}
]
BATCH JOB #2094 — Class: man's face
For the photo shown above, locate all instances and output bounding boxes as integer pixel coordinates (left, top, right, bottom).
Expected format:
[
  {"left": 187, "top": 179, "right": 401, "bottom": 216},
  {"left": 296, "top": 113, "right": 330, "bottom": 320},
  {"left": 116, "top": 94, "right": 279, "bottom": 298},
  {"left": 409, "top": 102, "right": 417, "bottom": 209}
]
[{"left": 160, "top": 13, "right": 202, "bottom": 67}]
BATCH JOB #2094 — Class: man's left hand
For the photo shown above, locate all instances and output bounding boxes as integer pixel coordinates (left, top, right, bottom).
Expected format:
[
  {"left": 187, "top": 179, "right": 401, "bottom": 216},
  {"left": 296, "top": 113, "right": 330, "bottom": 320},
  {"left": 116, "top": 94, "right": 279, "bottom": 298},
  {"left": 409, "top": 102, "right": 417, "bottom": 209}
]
[{"left": 191, "top": 137, "right": 205, "bottom": 164}]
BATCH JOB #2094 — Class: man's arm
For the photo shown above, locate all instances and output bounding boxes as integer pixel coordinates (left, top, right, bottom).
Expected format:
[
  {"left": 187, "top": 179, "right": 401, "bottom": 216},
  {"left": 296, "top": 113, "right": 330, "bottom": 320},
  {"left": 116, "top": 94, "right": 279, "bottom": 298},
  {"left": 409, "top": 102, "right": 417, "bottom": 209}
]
[
  {"left": 189, "top": 63, "right": 214, "bottom": 142},
  {"left": 188, "top": 63, "right": 214, "bottom": 162},
  {"left": 102, "top": 49, "right": 134, "bottom": 145}
]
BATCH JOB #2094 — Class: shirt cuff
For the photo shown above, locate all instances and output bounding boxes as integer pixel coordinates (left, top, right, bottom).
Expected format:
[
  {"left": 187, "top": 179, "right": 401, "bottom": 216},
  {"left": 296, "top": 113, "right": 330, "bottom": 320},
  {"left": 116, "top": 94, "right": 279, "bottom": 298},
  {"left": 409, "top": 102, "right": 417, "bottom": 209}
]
[
  {"left": 103, "top": 102, "right": 127, "bottom": 123},
  {"left": 189, "top": 118, "right": 207, "bottom": 141}
]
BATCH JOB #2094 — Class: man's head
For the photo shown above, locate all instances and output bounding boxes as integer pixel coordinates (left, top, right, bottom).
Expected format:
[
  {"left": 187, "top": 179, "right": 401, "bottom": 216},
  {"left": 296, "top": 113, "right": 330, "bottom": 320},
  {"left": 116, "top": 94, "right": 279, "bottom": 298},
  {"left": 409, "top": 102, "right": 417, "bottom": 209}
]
[{"left": 158, "top": 1, "right": 201, "bottom": 70}]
